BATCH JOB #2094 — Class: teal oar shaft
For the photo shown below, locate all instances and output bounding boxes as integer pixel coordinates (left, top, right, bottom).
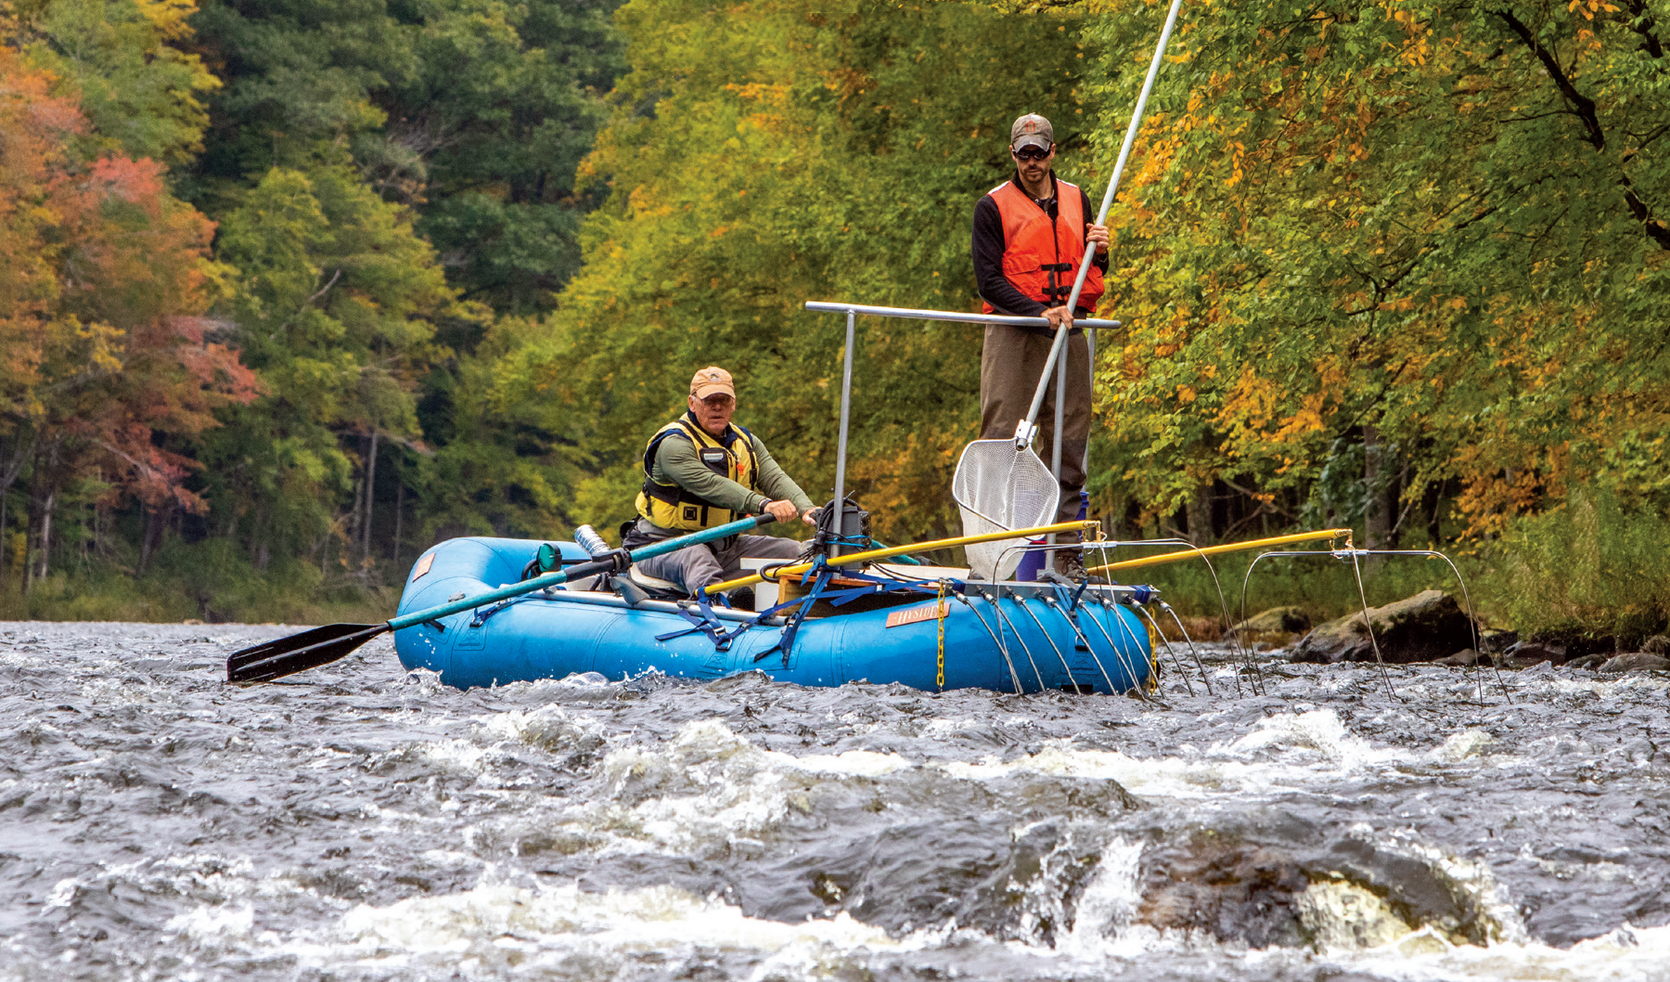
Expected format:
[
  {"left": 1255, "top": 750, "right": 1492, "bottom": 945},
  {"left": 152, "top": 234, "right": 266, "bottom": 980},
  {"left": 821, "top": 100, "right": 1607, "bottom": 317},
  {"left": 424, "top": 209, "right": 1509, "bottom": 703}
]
[
  {"left": 227, "top": 512, "right": 778, "bottom": 683},
  {"left": 386, "top": 513, "right": 775, "bottom": 631}
]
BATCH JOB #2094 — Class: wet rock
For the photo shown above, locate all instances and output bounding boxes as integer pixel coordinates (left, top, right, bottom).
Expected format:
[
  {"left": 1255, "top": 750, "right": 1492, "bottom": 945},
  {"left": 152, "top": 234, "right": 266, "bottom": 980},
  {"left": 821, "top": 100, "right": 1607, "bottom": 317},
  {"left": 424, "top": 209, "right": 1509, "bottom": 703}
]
[
  {"left": 1138, "top": 834, "right": 1310, "bottom": 947},
  {"left": 1134, "top": 816, "right": 1504, "bottom": 949},
  {"left": 1503, "top": 640, "right": 1567, "bottom": 667},
  {"left": 1442, "top": 649, "right": 1486, "bottom": 667},
  {"left": 1566, "top": 654, "right": 1608, "bottom": 670},
  {"left": 1597, "top": 652, "right": 1670, "bottom": 673},
  {"left": 1289, "top": 590, "right": 1476, "bottom": 664},
  {"left": 1227, "top": 606, "right": 1311, "bottom": 646},
  {"left": 1478, "top": 629, "right": 1518, "bottom": 654}
]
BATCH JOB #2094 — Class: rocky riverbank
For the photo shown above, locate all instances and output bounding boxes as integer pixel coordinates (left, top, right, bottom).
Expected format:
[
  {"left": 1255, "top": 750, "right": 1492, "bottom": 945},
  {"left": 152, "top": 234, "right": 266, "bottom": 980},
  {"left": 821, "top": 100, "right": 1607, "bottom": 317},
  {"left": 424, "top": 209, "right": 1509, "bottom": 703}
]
[{"left": 1227, "top": 590, "right": 1670, "bottom": 673}]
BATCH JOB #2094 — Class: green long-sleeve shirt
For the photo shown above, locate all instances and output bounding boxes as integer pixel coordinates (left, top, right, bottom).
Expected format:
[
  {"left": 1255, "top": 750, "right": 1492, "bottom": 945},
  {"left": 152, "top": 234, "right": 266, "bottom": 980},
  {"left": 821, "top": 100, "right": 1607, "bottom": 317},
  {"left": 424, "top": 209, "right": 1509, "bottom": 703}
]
[{"left": 650, "top": 426, "right": 815, "bottom": 518}]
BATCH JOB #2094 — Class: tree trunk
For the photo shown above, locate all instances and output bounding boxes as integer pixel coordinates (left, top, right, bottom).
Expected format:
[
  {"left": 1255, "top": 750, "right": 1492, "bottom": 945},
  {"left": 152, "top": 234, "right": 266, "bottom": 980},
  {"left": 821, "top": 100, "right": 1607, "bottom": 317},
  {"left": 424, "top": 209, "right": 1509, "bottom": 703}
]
[
  {"left": 139, "top": 508, "right": 156, "bottom": 574},
  {"left": 1364, "top": 424, "right": 1391, "bottom": 551},
  {"left": 1185, "top": 485, "right": 1213, "bottom": 546},
  {"left": 1422, "top": 479, "right": 1445, "bottom": 548},
  {"left": 0, "top": 437, "right": 30, "bottom": 593},
  {"left": 392, "top": 464, "right": 404, "bottom": 568},
  {"left": 362, "top": 430, "right": 378, "bottom": 565},
  {"left": 33, "top": 487, "right": 54, "bottom": 584},
  {"left": 0, "top": 488, "right": 7, "bottom": 592}
]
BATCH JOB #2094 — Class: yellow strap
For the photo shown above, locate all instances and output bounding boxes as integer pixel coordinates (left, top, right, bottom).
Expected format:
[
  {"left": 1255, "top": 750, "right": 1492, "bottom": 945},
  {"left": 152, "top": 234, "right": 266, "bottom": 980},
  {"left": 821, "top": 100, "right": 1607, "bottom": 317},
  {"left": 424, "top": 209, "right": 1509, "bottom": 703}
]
[
  {"left": 1085, "top": 528, "right": 1352, "bottom": 575},
  {"left": 702, "top": 519, "right": 1098, "bottom": 596},
  {"left": 935, "top": 579, "right": 949, "bottom": 689}
]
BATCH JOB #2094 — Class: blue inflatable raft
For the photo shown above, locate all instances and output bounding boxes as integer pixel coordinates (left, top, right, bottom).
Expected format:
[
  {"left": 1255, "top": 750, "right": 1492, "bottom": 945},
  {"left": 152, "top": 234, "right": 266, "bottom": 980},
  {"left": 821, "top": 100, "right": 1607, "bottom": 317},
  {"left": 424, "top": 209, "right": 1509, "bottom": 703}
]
[{"left": 393, "top": 536, "right": 1156, "bottom": 694}]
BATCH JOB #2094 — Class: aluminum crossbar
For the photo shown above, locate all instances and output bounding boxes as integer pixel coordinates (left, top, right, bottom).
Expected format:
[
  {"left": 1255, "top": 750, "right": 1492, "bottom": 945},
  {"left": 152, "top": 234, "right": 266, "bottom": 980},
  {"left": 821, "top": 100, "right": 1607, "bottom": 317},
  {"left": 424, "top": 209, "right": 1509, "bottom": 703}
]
[
  {"left": 805, "top": 300, "right": 1120, "bottom": 330},
  {"left": 807, "top": 300, "right": 1117, "bottom": 569}
]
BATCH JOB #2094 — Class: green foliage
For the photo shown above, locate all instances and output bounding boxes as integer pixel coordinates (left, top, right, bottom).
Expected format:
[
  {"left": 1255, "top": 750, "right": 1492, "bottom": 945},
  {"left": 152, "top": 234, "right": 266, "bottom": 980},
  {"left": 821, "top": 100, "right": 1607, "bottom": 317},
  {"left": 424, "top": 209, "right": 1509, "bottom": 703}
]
[
  {"left": 13, "top": 0, "right": 221, "bottom": 163},
  {"left": 2, "top": 0, "right": 1663, "bottom": 648},
  {"left": 1484, "top": 491, "right": 1670, "bottom": 645},
  {"left": 189, "top": 0, "right": 624, "bottom": 311},
  {"left": 548, "top": 0, "right": 1095, "bottom": 545},
  {"left": 415, "top": 316, "right": 586, "bottom": 539},
  {"left": 1080, "top": 0, "right": 1670, "bottom": 540},
  {"left": 1123, "top": 544, "right": 1490, "bottom": 632},
  {"left": 0, "top": 536, "right": 389, "bottom": 623},
  {"left": 202, "top": 162, "right": 473, "bottom": 559}
]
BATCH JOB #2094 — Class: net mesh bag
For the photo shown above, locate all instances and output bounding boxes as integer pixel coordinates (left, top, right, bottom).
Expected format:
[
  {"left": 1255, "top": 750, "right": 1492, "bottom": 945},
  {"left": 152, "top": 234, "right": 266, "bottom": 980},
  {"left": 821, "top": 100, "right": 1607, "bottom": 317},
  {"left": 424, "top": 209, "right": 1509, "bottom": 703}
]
[{"left": 952, "top": 440, "right": 1060, "bottom": 581}]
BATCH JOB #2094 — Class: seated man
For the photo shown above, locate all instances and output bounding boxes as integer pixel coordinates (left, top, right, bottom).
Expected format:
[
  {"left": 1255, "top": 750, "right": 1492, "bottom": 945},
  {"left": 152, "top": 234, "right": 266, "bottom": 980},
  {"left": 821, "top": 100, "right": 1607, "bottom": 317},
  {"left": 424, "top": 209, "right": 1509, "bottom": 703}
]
[{"left": 622, "top": 365, "right": 817, "bottom": 599}]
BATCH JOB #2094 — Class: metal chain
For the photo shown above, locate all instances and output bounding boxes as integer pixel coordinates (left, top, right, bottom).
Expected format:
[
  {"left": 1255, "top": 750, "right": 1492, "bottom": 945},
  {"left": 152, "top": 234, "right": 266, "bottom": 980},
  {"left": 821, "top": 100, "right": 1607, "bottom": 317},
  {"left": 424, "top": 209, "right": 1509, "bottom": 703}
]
[{"left": 936, "top": 579, "right": 949, "bottom": 689}]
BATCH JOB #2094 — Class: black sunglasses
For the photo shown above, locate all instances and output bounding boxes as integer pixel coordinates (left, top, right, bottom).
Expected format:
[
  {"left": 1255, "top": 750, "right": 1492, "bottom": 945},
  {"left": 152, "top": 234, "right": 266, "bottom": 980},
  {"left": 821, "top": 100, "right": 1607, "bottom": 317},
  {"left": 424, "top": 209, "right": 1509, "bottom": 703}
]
[{"left": 1011, "top": 145, "right": 1052, "bottom": 161}]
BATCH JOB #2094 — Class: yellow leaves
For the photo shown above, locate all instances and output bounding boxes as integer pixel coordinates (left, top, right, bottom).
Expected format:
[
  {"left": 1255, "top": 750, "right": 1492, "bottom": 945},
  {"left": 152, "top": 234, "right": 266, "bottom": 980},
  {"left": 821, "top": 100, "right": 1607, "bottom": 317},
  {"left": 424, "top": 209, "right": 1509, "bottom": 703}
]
[
  {"left": 134, "top": 0, "right": 200, "bottom": 42},
  {"left": 1567, "top": 0, "right": 1620, "bottom": 20},
  {"left": 1225, "top": 140, "right": 1248, "bottom": 187}
]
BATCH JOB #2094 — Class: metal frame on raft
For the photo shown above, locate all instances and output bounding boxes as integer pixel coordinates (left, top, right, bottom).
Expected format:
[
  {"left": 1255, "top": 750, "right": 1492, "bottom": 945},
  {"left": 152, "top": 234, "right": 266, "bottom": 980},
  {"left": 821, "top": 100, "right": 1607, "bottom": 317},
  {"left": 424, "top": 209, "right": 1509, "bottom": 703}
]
[
  {"left": 804, "top": 301, "right": 1502, "bottom": 705},
  {"left": 806, "top": 300, "right": 1121, "bottom": 521},
  {"left": 1233, "top": 547, "right": 1509, "bottom": 705},
  {"left": 1084, "top": 533, "right": 1505, "bottom": 704}
]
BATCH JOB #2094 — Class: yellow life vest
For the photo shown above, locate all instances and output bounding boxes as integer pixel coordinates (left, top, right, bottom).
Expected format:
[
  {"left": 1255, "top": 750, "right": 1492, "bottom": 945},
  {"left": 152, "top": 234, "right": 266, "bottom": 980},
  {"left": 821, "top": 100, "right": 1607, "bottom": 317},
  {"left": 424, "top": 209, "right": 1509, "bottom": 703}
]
[{"left": 634, "top": 415, "right": 760, "bottom": 531}]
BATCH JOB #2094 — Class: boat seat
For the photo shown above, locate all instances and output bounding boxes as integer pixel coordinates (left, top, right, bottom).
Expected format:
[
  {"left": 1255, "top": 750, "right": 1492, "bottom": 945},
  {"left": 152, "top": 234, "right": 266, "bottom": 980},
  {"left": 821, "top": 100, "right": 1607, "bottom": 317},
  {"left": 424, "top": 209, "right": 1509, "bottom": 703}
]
[
  {"left": 624, "top": 565, "right": 687, "bottom": 598},
  {"left": 617, "top": 564, "right": 764, "bottom": 612}
]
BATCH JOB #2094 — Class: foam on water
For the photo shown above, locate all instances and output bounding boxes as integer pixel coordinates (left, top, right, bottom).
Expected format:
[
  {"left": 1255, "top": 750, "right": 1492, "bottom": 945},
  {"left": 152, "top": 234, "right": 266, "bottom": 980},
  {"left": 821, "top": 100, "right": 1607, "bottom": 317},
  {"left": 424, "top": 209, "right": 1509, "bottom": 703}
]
[
  {"left": 285, "top": 874, "right": 898, "bottom": 976},
  {"left": 1324, "top": 922, "right": 1670, "bottom": 982},
  {"left": 936, "top": 709, "right": 1523, "bottom": 802},
  {"left": 7, "top": 622, "right": 1670, "bottom": 982}
]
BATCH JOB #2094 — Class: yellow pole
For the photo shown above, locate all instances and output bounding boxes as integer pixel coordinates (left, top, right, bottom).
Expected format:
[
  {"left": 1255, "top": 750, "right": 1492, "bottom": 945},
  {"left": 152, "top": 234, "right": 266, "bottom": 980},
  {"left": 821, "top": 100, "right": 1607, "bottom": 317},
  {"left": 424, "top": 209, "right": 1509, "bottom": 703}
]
[
  {"left": 704, "top": 520, "right": 1098, "bottom": 595},
  {"left": 1085, "top": 528, "right": 1352, "bottom": 574}
]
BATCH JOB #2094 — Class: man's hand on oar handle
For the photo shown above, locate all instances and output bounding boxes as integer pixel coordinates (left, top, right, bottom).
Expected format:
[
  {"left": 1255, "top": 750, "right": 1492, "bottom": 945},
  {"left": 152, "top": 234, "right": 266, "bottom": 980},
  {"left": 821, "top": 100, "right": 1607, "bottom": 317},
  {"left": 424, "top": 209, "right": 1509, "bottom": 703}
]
[
  {"left": 1043, "top": 223, "right": 1110, "bottom": 332},
  {"left": 763, "top": 499, "right": 817, "bottom": 526}
]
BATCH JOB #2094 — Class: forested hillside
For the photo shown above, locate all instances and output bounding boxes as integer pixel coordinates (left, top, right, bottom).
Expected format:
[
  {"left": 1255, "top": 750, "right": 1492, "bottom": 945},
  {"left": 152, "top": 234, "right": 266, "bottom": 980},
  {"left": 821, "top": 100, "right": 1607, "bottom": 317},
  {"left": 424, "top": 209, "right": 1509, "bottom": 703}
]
[{"left": 0, "top": 0, "right": 1664, "bottom": 640}]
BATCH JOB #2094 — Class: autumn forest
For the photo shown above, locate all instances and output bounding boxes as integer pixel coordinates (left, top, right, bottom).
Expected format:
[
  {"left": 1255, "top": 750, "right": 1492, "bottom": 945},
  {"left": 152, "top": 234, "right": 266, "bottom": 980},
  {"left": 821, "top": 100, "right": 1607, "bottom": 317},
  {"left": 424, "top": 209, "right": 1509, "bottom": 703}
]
[{"left": 1, "top": 0, "right": 1666, "bottom": 640}]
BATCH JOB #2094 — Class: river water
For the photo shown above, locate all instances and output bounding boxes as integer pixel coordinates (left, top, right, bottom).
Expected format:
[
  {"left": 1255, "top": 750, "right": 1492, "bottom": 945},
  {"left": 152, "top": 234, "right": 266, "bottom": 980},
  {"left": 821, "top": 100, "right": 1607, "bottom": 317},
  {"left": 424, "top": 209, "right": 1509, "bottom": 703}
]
[{"left": 3, "top": 619, "right": 1668, "bottom": 981}]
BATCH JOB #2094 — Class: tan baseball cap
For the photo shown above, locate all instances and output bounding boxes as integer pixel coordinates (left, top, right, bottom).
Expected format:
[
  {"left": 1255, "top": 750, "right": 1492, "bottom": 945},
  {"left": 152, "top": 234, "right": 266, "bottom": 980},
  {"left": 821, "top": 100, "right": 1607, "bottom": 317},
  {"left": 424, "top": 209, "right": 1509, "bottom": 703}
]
[
  {"left": 690, "top": 366, "right": 735, "bottom": 400},
  {"left": 1010, "top": 113, "right": 1054, "bottom": 151}
]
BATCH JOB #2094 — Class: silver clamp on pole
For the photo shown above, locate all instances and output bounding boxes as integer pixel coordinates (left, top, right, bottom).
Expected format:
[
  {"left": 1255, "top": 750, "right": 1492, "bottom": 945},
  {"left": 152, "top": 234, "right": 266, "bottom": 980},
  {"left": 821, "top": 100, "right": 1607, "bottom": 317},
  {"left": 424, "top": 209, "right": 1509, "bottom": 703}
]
[{"left": 1012, "top": 420, "right": 1038, "bottom": 450}]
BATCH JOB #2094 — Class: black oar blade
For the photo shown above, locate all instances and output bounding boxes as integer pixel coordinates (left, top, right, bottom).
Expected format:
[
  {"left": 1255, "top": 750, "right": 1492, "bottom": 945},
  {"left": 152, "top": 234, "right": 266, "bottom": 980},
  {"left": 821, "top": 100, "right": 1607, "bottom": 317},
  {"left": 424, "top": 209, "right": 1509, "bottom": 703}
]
[{"left": 226, "top": 623, "right": 387, "bottom": 683}]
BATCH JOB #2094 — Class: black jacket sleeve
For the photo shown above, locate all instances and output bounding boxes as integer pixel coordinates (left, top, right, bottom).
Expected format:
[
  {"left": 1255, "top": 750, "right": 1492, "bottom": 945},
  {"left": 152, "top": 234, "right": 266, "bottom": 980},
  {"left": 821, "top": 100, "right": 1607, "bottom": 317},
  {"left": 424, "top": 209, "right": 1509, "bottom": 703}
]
[{"left": 972, "top": 193, "right": 1046, "bottom": 318}]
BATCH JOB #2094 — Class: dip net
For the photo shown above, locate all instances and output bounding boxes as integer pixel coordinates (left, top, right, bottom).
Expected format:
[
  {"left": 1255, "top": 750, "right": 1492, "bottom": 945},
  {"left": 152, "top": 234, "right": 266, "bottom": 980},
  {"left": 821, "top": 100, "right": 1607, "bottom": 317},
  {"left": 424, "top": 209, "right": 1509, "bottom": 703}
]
[{"left": 952, "top": 440, "right": 1059, "bottom": 581}]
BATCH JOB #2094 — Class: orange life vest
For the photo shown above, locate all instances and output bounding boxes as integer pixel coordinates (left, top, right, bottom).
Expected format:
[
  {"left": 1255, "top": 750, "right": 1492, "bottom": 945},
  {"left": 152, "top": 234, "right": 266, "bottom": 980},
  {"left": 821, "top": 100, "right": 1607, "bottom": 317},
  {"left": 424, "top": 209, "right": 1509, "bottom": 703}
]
[{"left": 981, "top": 178, "right": 1104, "bottom": 314}]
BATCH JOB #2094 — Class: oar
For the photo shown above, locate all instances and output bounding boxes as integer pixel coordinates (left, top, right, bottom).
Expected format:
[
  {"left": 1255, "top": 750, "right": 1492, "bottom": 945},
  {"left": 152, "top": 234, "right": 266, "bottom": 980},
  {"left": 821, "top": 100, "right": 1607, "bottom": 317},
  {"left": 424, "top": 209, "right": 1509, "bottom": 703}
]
[
  {"left": 701, "top": 519, "right": 1097, "bottom": 596},
  {"left": 226, "top": 513, "right": 779, "bottom": 684}
]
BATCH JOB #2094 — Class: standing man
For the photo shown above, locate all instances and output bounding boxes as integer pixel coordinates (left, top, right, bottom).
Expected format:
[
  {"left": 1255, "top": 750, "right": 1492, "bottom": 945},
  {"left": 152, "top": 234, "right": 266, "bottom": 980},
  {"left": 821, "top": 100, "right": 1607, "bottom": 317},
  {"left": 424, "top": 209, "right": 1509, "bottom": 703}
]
[
  {"left": 971, "top": 112, "right": 1110, "bottom": 578},
  {"left": 623, "top": 366, "right": 818, "bottom": 599}
]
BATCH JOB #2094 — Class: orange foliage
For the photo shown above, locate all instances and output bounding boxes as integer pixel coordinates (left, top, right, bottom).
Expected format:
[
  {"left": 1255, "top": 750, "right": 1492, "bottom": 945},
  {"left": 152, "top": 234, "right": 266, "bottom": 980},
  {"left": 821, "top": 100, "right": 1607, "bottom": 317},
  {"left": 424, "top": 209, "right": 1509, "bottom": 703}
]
[{"left": 0, "top": 49, "right": 260, "bottom": 513}]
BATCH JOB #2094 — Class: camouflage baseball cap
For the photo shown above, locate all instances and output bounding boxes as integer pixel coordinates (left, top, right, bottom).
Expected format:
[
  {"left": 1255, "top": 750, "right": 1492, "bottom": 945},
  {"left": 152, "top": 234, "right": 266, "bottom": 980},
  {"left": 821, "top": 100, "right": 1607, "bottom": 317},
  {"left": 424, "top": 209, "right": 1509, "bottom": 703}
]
[{"left": 1010, "top": 113, "right": 1054, "bottom": 151}]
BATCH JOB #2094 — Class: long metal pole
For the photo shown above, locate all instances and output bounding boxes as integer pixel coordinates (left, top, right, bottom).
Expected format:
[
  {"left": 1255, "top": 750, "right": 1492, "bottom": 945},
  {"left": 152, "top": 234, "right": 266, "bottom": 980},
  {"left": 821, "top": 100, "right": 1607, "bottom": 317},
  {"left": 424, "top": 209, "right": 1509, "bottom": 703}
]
[
  {"left": 1085, "top": 329, "right": 1096, "bottom": 482},
  {"left": 1018, "top": 0, "right": 1186, "bottom": 450},
  {"left": 1085, "top": 528, "right": 1352, "bottom": 575},
  {"left": 1047, "top": 334, "right": 1069, "bottom": 568},
  {"left": 805, "top": 301, "right": 1119, "bottom": 330},
  {"left": 703, "top": 520, "right": 1099, "bottom": 595},
  {"left": 831, "top": 309, "right": 856, "bottom": 555}
]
